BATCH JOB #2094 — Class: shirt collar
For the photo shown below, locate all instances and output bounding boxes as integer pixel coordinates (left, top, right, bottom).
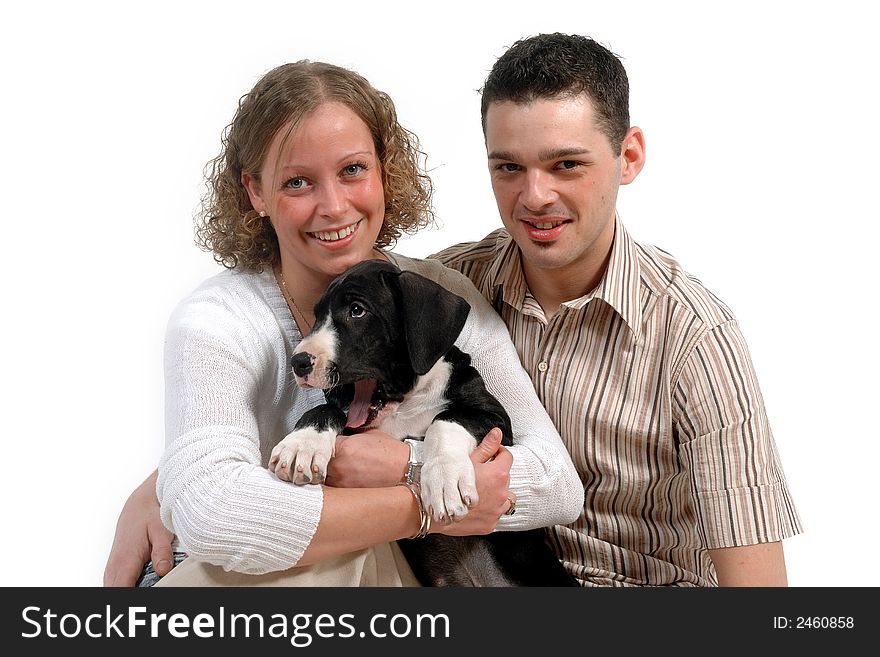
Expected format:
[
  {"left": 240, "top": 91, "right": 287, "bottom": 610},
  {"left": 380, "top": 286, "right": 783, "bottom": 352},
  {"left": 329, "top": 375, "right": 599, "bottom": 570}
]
[
  {"left": 485, "top": 215, "right": 643, "bottom": 337},
  {"left": 592, "top": 216, "right": 643, "bottom": 338},
  {"left": 483, "top": 230, "right": 530, "bottom": 313}
]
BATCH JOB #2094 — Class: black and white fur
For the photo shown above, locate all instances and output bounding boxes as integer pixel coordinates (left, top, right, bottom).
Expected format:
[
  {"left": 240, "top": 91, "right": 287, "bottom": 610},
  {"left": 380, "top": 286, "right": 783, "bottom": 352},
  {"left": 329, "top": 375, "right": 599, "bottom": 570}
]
[{"left": 269, "top": 259, "right": 576, "bottom": 586}]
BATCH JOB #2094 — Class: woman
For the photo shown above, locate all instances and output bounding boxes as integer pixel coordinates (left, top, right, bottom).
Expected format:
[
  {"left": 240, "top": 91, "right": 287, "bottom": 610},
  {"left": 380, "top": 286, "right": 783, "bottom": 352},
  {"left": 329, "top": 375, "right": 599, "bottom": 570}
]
[{"left": 108, "top": 61, "right": 582, "bottom": 586}]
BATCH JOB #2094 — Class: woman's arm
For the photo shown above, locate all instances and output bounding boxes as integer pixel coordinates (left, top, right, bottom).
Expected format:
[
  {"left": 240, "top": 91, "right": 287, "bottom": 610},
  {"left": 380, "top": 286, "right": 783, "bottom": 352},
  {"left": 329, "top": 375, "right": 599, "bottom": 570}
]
[
  {"left": 435, "top": 264, "right": 584, "bottom": 530},
  {"left": 158, "top": 292, "right": 322, "bottom": 574},
  {"left": 299, "top": 432, "right": 512, "bottom": 565},
  {"left": 104, "top": 433, "right": 511, "bottom": 582}
]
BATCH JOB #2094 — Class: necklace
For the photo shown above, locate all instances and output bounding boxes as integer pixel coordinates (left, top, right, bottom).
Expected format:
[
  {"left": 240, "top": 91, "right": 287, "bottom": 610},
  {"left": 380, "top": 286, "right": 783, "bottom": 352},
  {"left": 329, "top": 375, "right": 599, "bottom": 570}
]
[{"left": 275, "top": 266, "right": 314, "bottom": 334}]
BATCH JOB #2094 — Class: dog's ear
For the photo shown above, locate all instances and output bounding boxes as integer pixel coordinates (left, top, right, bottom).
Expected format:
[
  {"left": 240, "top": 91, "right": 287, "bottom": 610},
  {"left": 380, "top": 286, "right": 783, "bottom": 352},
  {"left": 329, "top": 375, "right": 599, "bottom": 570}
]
[{"left": 396, "top": 271, "right": 470, "bottom": 375}]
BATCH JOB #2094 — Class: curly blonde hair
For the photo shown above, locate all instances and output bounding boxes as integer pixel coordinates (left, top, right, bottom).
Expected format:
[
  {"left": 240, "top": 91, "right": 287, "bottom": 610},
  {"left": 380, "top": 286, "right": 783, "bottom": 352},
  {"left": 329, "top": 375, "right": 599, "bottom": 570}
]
[{"left": 196, "top": 61, "right": 434, "bottom": 271}]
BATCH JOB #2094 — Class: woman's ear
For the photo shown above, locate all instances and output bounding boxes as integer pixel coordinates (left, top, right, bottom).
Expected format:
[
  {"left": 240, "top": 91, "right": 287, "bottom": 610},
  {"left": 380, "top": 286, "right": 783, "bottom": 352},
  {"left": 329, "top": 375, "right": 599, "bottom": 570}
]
[
  {"left": 241, "top": 172, "right": 266, "bottom": 214},
  {"left": 619, "top": 126, "right": 646, "bottom": 185}
]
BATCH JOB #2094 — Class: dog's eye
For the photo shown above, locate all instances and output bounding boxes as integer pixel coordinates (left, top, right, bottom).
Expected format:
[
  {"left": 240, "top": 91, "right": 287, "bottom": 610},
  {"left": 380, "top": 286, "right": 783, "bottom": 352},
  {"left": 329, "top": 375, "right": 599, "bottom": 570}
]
[{"left": 349, "top": 303, "right": 367, "bottom": 318}]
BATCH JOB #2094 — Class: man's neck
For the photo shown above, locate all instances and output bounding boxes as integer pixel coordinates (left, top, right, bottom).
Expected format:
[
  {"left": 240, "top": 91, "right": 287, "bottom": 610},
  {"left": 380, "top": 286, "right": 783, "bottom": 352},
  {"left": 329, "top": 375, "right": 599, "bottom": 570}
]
[{"left": 522, "top": 253, "right": 610, "bottom": 320}]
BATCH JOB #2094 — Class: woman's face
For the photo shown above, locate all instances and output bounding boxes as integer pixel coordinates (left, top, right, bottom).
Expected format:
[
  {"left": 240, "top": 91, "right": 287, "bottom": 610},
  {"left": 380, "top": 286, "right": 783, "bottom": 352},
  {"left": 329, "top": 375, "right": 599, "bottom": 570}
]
[{"left": 244, "top": 102, "right": 386, "bottom": 285}]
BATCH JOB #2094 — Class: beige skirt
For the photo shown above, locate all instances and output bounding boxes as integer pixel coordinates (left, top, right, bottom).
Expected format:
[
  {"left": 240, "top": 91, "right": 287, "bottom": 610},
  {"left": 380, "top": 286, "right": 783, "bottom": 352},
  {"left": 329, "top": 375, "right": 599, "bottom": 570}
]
[{"left": 154, "top": 542, "right": 421, "bottom": 587}]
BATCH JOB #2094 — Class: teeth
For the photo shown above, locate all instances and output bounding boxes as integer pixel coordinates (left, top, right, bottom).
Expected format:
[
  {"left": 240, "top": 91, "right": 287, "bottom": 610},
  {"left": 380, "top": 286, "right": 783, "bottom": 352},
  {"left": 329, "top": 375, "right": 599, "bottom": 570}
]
[
  {"left": 312, "top": 221, "right": 359, "bottom": 242},
  {"left": 532, "top": 222, "right": 559, "bottom": 230}
]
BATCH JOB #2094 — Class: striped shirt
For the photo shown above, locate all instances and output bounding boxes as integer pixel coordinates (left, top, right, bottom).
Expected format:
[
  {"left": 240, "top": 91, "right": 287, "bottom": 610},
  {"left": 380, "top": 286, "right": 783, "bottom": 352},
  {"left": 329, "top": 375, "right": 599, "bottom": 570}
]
[{"left": 431, "top": 218, "right": 803, "bottom": 586}]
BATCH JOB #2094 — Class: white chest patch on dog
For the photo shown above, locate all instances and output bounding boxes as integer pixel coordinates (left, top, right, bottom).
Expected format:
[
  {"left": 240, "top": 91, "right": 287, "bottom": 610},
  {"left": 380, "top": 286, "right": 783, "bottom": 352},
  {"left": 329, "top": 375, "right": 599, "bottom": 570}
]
[{"left": 376, "top": 359, "right": 453, "bottom": 439}]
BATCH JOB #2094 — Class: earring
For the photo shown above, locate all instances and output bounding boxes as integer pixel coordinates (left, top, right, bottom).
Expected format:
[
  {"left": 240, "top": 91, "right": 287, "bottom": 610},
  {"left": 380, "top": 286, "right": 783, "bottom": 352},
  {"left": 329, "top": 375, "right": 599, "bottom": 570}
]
[{"left": 259, "top": 210, "right": 266, "bottom": 217}]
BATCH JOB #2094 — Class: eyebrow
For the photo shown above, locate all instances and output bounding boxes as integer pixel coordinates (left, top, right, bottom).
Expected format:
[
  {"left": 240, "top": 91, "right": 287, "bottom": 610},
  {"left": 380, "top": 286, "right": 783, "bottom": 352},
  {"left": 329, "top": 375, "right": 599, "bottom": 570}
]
[
  {"left": 487, "top": 146, "right": 592, "bottom": 162},
  {"left": 278, "top": 150, "right": 375, "bottom": 171}
]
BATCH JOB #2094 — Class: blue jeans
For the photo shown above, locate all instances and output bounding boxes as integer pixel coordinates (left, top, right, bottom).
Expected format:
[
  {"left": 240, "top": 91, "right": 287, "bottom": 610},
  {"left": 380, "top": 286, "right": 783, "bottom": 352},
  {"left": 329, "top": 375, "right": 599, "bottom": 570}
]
[{"left": 136, "top": 551, "right": 188, "bottom": 587}]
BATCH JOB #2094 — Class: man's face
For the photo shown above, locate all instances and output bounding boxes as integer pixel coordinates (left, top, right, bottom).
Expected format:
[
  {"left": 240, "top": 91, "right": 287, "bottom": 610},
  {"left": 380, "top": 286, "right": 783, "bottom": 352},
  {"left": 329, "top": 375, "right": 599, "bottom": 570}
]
[{"left": 485, "top": 95, "right": 640, "bottom": 284}]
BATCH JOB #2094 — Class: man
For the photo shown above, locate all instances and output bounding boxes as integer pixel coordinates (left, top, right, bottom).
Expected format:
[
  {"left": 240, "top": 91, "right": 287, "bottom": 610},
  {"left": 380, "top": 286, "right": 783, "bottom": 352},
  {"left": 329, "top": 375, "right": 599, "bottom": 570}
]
[
  {"left": 428, "top": 33, "right": 801, "bottom": 586},
  {"left": 105, "top": 33, "right": 801, "bottom": 587}
]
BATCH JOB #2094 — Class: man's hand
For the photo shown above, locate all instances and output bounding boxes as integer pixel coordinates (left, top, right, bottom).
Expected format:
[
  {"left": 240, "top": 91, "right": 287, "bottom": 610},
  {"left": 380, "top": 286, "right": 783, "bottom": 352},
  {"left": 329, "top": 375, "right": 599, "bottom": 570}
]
[
  {"left": 469, "top": 427, "right": 506, "bottom": 464},
  {"left": 103, "top": 470, "right": 175, "bottom": 587},
  {"left": 325, "top": 431, "right": 410, "bottom": 488}
]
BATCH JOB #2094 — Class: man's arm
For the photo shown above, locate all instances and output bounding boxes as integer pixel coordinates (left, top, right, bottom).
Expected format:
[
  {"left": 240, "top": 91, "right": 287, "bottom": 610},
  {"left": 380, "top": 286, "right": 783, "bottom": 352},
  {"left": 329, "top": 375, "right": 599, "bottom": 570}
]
[
  {"left": 103, "top": 470, "right": 175, "bottom": 587},
  {"left": 676, "top": 321, "right": 802, "bottom": 584},
  {"left": 708, "top": 541, "right": 788, "bottom": 586}
]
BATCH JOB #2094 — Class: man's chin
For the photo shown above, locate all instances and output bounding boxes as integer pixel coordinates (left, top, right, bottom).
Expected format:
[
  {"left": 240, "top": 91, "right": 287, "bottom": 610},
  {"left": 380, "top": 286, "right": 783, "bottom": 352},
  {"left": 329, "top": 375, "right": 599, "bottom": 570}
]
[{"left": 515, "top": 238, "right": 580, "bottom": 272}]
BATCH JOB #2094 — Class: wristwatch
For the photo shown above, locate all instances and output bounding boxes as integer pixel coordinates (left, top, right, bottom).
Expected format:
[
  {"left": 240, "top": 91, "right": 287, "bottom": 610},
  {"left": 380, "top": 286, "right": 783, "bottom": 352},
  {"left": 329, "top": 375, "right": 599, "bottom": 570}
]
[{"left": 403, "top": 440, "right": 422, "bottom": 486}]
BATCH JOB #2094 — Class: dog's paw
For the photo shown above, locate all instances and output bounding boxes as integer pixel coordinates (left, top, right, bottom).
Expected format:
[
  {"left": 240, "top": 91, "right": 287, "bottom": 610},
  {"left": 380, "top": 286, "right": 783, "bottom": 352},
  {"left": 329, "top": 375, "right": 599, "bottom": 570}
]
[
  {"left": 269, "top": 427, "right": 335, "bottom": 485},
  {"left": 420, "top": 420, "right": 479, "bottom": 523},
  {"left": 420, "top": 457, "right": 477, "bottom": 523}
]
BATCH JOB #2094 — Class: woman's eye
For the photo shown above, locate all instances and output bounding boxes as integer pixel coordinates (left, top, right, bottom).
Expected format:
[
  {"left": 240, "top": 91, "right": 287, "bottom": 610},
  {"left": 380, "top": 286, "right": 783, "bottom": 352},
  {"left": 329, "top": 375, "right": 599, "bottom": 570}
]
[
  {"left": 343, "top": 163, "right": 365, "bottom": 176},
  {"left": 285, "top": 177, "right": 307, "bottom": 190},
  {"left": 349, "top": 303, "right": 366, "bottom": 318}
]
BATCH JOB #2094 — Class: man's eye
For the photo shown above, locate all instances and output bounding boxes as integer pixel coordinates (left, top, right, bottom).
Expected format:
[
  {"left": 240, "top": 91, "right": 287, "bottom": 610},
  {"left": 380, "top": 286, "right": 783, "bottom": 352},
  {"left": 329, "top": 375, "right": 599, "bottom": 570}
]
[
  {"left": 349, "top": 303, "right": 366, "bottom": 318},
  {"left": 557, "top": 160, "right": 580, "bottom": 170}
]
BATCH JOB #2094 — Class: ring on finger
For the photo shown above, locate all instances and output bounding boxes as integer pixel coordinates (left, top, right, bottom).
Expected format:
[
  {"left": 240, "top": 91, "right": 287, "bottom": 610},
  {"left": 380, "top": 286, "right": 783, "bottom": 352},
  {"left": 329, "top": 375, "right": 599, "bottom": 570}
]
[{"left": 505, "top": 496, "right": 517, "bottom": 516}]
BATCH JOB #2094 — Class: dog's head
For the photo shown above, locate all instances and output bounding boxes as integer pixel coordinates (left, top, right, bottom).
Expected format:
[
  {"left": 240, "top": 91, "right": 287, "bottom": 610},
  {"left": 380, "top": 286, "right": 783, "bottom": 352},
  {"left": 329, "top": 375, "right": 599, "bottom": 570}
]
[{"left": 291, "top": 259, "right": 470, "bottom": 430}]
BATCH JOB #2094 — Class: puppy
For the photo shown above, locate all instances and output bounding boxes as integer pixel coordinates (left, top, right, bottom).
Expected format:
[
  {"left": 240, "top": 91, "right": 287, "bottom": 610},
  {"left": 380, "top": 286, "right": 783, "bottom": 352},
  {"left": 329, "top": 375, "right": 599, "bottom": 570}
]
[{"left": 269, "top": 259, "right": 576, "bottom": 586}]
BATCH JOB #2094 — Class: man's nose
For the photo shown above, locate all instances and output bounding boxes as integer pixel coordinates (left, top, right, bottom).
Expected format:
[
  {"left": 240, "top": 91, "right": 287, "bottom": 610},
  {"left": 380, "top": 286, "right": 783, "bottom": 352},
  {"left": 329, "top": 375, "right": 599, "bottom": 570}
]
[{"left": 520, "top": 170, "right": 557, "bottom": 210}]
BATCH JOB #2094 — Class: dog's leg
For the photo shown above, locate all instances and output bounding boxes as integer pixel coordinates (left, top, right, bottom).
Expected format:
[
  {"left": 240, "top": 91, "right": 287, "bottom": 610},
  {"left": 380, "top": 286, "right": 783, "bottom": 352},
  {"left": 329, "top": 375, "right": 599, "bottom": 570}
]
[
  {"left": 420, "top": 420, "right": 478, "bottom": 523},
  {"left": 269, "top": 405, "right": 346, "bottom": 485}
]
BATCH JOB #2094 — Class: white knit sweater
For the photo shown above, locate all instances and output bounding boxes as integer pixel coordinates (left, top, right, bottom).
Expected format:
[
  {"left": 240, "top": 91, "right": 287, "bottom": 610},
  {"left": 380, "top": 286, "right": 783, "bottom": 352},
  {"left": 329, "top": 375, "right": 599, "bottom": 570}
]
[{"left": 157, "top": 253, "right": 583, "bottom": 574}]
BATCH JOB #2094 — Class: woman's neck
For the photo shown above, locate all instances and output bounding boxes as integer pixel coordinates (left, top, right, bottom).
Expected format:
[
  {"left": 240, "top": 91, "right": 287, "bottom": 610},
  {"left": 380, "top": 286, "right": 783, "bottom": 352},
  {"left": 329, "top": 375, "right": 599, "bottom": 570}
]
[
  {"left": 274, "top": 264, "right": 323, "bottom": 335},
  {"left": 276, "top": 248, "right": 390, "bottom": 333}
]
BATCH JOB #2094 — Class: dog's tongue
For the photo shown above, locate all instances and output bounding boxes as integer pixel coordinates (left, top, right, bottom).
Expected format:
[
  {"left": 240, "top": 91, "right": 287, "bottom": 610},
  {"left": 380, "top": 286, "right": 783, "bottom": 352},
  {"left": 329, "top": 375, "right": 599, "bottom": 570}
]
[{"left": 345, "top": 379, "right": 378, "bottom": 428}]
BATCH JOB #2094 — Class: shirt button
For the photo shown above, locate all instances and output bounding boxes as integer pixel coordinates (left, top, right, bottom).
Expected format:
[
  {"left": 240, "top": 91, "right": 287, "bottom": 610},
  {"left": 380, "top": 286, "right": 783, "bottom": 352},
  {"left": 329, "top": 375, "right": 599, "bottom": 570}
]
[{"left": 537, "top": 361, "right": 549, "bottom": 372}]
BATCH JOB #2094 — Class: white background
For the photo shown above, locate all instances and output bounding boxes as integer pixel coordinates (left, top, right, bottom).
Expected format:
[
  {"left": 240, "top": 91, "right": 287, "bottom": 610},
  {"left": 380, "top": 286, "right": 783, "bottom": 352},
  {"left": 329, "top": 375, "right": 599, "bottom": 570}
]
[{"left": 2, "top": 0, "right": 877, "bottom": 586}]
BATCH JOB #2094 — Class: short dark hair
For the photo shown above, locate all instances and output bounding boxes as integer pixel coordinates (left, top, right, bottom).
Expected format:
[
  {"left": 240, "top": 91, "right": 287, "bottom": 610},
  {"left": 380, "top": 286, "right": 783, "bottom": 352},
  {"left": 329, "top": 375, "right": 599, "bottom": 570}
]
[{"left": 480, "top": 33, "right": 630, "bottom": 149}]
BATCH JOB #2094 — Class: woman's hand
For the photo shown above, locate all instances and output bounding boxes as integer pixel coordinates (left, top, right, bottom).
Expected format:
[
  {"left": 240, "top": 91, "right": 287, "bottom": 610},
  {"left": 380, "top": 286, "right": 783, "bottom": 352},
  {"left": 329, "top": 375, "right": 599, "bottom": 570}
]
[
  {"left": 326, "top": 427, "right": 513, "bottom": 536},
  {"left": 433, "top": 428, "right": 514, "bottom": 536},
  {"left": 103, "top": 470, "right": 175, "bottom": 587},
  {"left": 325, "top": 431, "right": 410, "bottom": 488}
]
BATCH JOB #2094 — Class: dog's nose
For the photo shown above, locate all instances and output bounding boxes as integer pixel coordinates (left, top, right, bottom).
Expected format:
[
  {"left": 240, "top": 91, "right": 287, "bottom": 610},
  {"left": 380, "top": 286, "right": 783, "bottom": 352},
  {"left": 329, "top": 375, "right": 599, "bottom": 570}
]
[{"left": 291, "top": 352, "right": 314, "bottom": 378}]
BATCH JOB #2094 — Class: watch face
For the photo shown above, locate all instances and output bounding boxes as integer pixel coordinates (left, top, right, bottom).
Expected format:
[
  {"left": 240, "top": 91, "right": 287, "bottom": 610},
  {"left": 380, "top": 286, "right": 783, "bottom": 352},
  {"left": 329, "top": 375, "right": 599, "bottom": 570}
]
[
  {"left": 404, "top": 440, "right": 422, "bottom": 484},
  {"left": 406, "top": 462, "right": 421, "bottom": 485}
]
